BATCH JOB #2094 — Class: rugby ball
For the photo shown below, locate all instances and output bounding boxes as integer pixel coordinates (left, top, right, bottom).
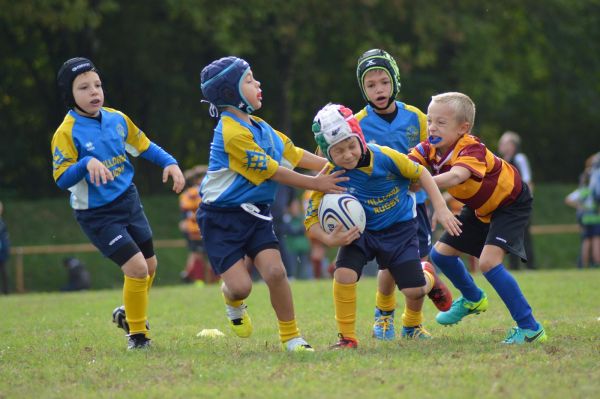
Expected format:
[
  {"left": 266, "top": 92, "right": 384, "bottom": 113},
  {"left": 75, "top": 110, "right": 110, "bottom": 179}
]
[{"left": 318, "top": 193, "right": 366, "bottom": 233}]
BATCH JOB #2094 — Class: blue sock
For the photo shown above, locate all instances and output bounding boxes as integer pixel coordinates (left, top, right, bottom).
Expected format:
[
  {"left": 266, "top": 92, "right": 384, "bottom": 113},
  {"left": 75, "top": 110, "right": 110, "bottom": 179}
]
[
  {"left": 483, "top": 264, "right": 538, "bottom": 330},
  {"left": 430, "top": 248, "right": 482, "bottom": 302}
]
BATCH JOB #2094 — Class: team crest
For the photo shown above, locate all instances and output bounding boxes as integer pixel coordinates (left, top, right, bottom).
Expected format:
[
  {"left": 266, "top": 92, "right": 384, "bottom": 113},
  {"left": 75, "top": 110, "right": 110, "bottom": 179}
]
[
  {"left": 52, "top": 147, "right": 68, "bottom": 170},
  {"left": 406, "top": 125, "right": 419, "bottom": 147},
  {"left": 245, "top": 150, "right": 268, "bottom": 171},
  {"left": 116, "top": 124, "right": 125, "bottom": 138}
]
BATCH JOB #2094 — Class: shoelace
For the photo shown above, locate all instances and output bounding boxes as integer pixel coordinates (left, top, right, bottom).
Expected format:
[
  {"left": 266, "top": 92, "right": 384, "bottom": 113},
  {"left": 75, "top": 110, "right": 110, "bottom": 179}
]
[
  {"left": 504, "top": 327, "right": 521, "bottom": 341},
  {"left": 226, "top": 303, "right": 247, "bottom": 320},
  {"left": 405, "top": 325, "right": 430, "bottom": 338},
  {"left": 375, "top": 315, "right": 392, "bottom": 333}
]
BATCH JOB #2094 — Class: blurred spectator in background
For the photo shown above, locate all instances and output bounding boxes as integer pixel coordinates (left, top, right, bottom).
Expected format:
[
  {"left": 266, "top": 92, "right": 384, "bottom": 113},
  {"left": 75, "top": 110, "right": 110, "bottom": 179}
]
[
  {"left": 283, "top": 197, "right": 312, "bottom": 279},
  {"left": 271, "top": 185, "right": 297, "bottom": 278},
  {"left": 61, "top": 257, "right": 91, "bottom": 291},
  {"left": 565, "top": 154, "right": 600, "bottom": 268},
  {"left": 302, "top": 189, "right": 330, "bottom": 279},
  {"left": 179, "top": 165, "right": 218, "bottom": 284},
  {"left": 498, "top": 131, "right": 536, "bottom": 270},
  {"left": 0, "top": 201, "right": 10, "bottom": 294}
]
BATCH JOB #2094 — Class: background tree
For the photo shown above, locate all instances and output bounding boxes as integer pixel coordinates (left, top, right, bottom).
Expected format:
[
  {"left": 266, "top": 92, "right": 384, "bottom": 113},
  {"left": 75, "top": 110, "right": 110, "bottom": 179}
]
[{"left": 1, "top": 0, "right": 599, "bottom": 198}]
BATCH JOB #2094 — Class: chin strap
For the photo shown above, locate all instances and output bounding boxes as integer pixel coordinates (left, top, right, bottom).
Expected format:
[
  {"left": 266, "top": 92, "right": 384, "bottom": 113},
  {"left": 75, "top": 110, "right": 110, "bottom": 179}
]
[
  {"left": 201, "top": 100, "right": 219, "bottom": 118},
  {"left": 368, "top": 97, "right": 395, "bottom": 111},
  {"left": 74, "top": 104, "right": 97, "bottom": 117}
]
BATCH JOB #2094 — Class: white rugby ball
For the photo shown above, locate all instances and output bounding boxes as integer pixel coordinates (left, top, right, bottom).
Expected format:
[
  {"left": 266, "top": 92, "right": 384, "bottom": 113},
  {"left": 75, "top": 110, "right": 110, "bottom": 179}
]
[{"left": 318, "top": 193, "right": 366, "bottom": 233}]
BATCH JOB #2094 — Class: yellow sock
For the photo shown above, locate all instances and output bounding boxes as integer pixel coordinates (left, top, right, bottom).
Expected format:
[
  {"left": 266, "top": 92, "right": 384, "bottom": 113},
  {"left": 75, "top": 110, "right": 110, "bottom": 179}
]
[
  {"left": 279, "top": 319, "right": 300, "bottom": 343},
  {"left": 375, "top": 290, "right": 396, "bottom": 312},
  {"left": 422, "top": 269, "right": 434, "bottom": 293},
  {"left": 147, "top": 272, "right": 156, "bottom": 291},
  {"left": 223, "top": 293, "right": 244, "bottom": 308},
  {"left": 333, "top": 280, "right": 357, "bottom": 341},
  {"left": 401, "top": 305, "right": 424, "bottom": 328},
  {"left": 123, "top": 275, "right": 149, "bottom": 335}
]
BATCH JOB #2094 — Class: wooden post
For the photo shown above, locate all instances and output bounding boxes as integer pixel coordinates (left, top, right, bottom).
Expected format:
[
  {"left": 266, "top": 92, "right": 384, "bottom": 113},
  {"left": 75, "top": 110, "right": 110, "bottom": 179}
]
[{"left": 15, "top": 247, "right": 24, "bottom": 293}]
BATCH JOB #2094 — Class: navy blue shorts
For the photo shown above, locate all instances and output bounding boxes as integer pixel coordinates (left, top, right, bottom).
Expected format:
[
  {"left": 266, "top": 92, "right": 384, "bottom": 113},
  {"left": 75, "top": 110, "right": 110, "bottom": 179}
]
[
  {"left": 439, "top": 184, "right": 532, "bottom": 262},
  {"left": 582, "top": 223, "right": 600, "bottom": 238},
  {"left": 335, "top": 218, "right": 424, "bottom": 288},
  {"left": 415, "top": 202, "right": 432, "bottom": 257},
  {"left": 197, "top": 203, "right": 279, "bottom": 275},
  {"left": 185, "top": 236, "right": 205, "bottom": 253},
  {"left": 75, "top": 184, "right": 153, "bottom": 258}
]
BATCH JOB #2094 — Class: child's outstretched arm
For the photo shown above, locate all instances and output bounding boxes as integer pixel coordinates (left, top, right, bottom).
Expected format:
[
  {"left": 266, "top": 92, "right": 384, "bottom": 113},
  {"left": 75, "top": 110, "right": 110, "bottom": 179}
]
[
  {"left": 139, "top": 142, "right": 185, "bottom": 193},
  {"left": 271, "top": 165, "right": 348, "bottom": 194},
  {"left": 433, "top": 165, "right": 471, "bottom": 190},
  {"left": 162, "top": 164, "right": 185, "bottom": 193},
  {"left": 87, "top": 158, "right": 114, "bottom": 186},
  {"left": 297, "top": 149, "right": 328, "bottom": 171},
  {"left": 419, "top": 168, "right": 462, "bottom": 236}
]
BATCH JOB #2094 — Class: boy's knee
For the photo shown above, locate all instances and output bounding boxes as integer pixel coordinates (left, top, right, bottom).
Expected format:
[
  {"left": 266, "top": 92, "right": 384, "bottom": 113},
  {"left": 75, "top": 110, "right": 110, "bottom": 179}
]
[
  {"left": 224, "top": 281, "right": 252, "bottom": 300},
  {"left": 333, "top": 267, "right": 359, "bottom": 284},
  {"left": 478, "top": 259, "right": 497, "bottom": 273},
  {"left": 261, "top": 263, "right": 287, "bottom": 284},
  {"left": 121, "top": 256, "right": 149, "bottom": 279},
  {"left": 401, "top": 287, "right": 426, "bottom": 300},
  {"left": 432, "top": 242, "right": 460, "bottom": 258}
]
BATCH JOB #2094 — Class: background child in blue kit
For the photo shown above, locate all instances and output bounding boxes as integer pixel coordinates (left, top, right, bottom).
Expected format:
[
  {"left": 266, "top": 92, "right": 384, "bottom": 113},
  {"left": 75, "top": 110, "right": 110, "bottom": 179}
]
[
  {"left": 354, "top": 49, "right": 447, "bottom": 340},
  {"left": 409, "top": 92, "right": 547, "bottom": 344},
  {"left": 198, "top": 56, "right": 348, "bottom": 352},
  {"left": 51, "top": 57, "right": 185, "bottom": 349},
  {"left": 305, "top": 103, "right": 460, "bottom": 348}
]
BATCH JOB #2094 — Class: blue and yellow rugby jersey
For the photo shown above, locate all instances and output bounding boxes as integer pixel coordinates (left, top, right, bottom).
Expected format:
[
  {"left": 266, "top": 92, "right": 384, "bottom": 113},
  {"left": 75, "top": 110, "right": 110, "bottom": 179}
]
[
  {"left": 200, "top": 111, "right": 304, "bottom": 207},
  {"left": 355, "top": 101, "right": 428, "bottom": 204},
  {"left": 51, "top": 108, "right": 151, "bottom": 210},
  {"left": 305, "top": 144, "right": 424, "bottom": 232}
]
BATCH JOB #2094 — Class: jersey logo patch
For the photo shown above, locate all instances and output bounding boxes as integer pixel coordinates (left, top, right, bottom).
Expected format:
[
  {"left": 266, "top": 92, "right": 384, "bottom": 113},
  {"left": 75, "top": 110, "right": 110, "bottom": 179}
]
[
  {"left": 245, "top": 150, "right": 268, "bottom": 171},
  {"left": 407, "top": 125, "right": 419, "bottom": 147},
  {"left": 52, "top": 147, "right": 69, "bottom": 170}
]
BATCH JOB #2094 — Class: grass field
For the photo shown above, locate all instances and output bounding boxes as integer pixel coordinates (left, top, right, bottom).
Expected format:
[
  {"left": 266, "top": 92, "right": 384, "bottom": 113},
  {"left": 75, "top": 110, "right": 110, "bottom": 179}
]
[{"left": 1, "top": 269, "right": 599, "bottom": 399}]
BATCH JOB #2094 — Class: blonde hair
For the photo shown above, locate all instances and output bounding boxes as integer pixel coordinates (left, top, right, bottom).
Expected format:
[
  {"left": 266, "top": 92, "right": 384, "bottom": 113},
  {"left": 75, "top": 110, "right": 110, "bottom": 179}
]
[
  {"left": 500, "top": 131, "right": 521, "bottom": 146},
  {"left": 431, "top": 92, "right": 476, "bottom": 131}
]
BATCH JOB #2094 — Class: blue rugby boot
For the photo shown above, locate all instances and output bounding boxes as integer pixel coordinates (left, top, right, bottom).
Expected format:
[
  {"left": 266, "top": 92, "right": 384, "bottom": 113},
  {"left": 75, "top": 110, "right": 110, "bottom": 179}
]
[
  {"left": 502, "top": 323, "right": 547, "bottom": 344},
  {"left": 401, "top": 325, "right": 432, "bottom": 340},
  {"left": 372, "top": 308, "right": 395, "bottom": 340},
  {"left": 436, "top": 292, "right": 488, "bottom": 326}
]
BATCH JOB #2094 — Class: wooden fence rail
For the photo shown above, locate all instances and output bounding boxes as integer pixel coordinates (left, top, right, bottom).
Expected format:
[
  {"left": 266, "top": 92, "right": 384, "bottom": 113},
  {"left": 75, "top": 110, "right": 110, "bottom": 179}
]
[
  {"left": 9, "top": 239, "right": 186, "bottom": 293},
  {"left": 8, "top": 224, "right": 581, "bottom": 293}
]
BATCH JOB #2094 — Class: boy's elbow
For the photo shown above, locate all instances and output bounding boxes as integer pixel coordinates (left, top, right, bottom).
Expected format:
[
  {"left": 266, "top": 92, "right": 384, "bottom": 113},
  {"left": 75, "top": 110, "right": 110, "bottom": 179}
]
[{"left": 55, "top": 175, "right": 69, "bottom": 190}]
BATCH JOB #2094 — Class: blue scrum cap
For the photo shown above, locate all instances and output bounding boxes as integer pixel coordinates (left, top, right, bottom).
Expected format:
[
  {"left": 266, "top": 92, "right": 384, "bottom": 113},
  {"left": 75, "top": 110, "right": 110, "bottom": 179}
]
[{"left": 200, "top": 56, "right": 254, "bottom": 114}]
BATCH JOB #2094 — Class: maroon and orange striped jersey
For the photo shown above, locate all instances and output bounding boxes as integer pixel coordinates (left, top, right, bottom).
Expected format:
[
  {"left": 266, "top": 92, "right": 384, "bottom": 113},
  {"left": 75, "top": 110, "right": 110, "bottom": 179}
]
[{"left": 409, "top": 134, "right": 522, "bottom": 222}]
